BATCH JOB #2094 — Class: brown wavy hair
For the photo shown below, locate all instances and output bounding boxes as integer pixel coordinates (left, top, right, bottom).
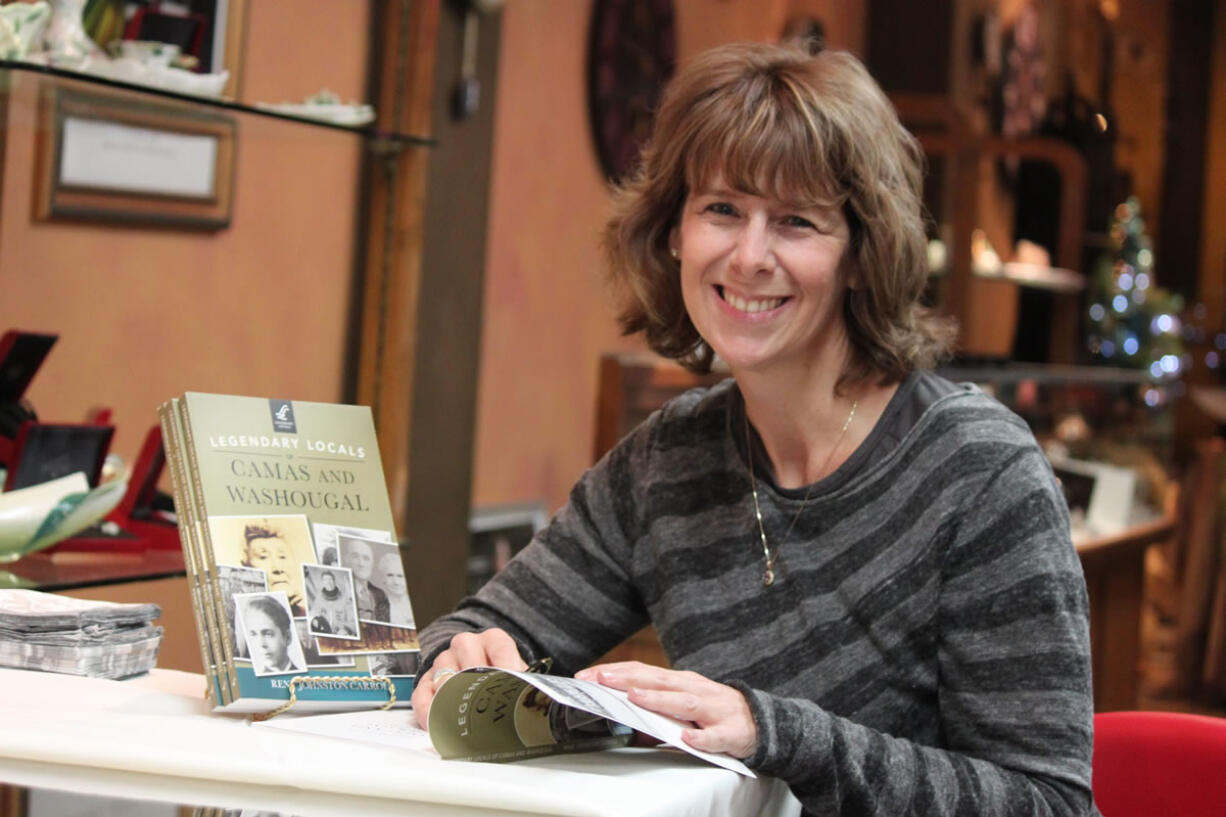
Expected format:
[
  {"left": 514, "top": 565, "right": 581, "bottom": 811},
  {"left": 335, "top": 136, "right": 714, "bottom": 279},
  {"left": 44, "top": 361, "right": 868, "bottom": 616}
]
[{"left": 602, "top": 42, "right": 955, "bottom": 385}]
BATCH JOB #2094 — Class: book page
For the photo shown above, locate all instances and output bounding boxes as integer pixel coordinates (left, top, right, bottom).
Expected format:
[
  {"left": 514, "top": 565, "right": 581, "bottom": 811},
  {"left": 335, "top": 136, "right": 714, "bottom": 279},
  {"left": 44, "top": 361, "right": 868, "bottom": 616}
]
[
  {"left": 514, "top": 671, "right": 753, "bottom": 777},
  {"left": 254, "top": 708, "right": 437, "bottom": 755},
  {"left": 432, "top": 668, "right": 753, "bottom": 776}
]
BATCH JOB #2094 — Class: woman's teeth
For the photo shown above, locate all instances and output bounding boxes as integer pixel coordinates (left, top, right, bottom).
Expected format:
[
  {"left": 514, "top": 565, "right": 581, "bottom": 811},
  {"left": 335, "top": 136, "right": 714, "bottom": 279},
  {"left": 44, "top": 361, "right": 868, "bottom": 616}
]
[{"left": 723, "top": 291, "right": 784, "bottom": 313}]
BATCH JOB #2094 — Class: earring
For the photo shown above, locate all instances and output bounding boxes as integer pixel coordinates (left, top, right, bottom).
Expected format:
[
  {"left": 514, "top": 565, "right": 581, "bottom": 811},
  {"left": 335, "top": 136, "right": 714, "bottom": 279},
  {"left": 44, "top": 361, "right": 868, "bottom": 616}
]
[{"left": 669, "top": 247, "right": 679, "bottom": 259}]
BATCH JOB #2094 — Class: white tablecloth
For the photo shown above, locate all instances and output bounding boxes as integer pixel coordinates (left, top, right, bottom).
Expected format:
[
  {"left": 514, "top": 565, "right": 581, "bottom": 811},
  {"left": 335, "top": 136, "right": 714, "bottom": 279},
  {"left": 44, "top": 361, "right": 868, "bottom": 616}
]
[{"left": 0, "top": 668, "right": 800, "bottom": 817}]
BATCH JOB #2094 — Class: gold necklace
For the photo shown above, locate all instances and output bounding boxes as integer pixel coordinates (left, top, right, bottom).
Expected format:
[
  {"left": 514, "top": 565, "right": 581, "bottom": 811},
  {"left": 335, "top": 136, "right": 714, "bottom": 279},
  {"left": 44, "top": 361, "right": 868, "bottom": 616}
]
[{"left": 744, "top": 397, "right": 858, "bottom": 587}]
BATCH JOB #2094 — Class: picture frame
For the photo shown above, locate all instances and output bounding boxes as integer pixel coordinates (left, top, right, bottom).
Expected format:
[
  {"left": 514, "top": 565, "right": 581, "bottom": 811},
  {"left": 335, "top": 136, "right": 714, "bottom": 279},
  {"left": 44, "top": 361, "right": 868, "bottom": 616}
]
[
  {"left": 107, "top": 0, "right": 248, "bottom": 96},
  {"left": 35, "top": 83, "right": 237, "bottom": 229},
  {"left": 467, "top": 503, "right": 549, "bottom": 595},
  {"left": 4, "top": 421, "right": 115, "bottom": 492},
  {"left": 1049, "top": 455, "right": 1137, "bottom": 538}
]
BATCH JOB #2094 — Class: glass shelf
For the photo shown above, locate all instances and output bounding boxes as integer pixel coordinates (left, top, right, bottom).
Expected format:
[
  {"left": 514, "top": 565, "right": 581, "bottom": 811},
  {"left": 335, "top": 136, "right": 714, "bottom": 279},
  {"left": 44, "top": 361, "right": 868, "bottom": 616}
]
[
  {"left": 0, "top": 60, "right": 435, "bottom": 147},
  {"left": 0, "top": 548, "right": 184, "bottom": 593},
  {"left": 940, "top": 361, "right": 1153, "bottom": 386}
]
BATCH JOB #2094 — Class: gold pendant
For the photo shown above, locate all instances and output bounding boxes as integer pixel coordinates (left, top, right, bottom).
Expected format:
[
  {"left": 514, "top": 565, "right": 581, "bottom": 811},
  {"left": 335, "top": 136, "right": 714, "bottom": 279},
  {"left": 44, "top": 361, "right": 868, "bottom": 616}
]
[{"left": 763, "top": 568, "right": 775, "bottom": 586}]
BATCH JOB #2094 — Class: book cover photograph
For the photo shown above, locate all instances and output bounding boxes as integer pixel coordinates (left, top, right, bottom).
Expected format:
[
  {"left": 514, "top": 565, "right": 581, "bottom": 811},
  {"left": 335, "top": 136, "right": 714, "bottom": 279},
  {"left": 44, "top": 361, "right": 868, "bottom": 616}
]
[{"left": 159, "top": 392, "right": 420, "bottom": 715}]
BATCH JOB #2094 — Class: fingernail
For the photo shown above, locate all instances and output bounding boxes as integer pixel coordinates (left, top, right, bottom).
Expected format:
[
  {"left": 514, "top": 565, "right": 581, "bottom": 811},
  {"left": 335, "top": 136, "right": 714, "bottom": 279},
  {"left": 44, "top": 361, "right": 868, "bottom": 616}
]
[{"left": 575, "top": 669, "right": 593, "bottom": 681}]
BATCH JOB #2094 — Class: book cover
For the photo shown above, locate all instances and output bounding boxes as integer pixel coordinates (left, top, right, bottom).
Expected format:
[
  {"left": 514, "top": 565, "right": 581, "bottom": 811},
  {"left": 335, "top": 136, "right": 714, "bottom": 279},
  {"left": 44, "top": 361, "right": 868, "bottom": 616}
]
[
  {"left": 162, "top": 392, "right": 419, "bottom": 714},
  {"left": 159, "top": 400, "right": 229, "bottom": 707}
]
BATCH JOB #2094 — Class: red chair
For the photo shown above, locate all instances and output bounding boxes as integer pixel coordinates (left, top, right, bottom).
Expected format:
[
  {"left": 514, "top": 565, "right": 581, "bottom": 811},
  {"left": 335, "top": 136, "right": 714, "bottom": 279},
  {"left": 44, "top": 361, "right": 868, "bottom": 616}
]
[{"left": 1093, "top": 711, "right": 1226, "bottom": 816}]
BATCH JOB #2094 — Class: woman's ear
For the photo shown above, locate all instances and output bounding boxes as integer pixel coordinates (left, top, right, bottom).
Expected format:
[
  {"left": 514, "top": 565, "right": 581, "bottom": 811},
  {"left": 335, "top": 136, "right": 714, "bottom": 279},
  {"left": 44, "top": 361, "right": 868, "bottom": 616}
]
[{"left": 668, "top": 225, "right": 680, "bottom": 259}]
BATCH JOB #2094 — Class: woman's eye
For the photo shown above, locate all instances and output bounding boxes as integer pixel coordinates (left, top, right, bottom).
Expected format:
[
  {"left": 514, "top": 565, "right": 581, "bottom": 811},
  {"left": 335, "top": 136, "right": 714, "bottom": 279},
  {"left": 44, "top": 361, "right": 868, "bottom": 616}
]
[
  {"left": 782, "top": 215, "right": 817, "bottom": 230},
  {"left": 703, "top": 201, "right": 736, "bottom": 216}
]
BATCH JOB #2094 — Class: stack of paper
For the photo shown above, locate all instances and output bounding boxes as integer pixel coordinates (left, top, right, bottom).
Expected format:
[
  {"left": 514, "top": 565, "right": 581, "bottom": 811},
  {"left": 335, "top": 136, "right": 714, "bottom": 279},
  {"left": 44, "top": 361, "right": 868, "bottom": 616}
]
[{"left": 0, "top": 589, "right": 162, "bottom": 679}]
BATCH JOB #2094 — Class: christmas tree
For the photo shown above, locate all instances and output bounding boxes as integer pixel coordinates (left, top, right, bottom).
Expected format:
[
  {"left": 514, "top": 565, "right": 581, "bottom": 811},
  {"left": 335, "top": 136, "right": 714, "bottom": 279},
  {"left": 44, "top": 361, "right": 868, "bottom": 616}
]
[{"left": 1086, "top": 197, "right": 1185, "bottom": 395}]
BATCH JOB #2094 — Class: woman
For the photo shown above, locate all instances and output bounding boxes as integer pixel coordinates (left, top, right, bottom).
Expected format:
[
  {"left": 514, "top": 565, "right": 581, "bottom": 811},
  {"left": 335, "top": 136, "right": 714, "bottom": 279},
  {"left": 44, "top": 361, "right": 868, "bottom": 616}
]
[
  {"left": 241, "top": 521, "right": 304, "bottom": 616},
  {"left": 413, "top": 43, "right": 1095, "bottom": 816}
]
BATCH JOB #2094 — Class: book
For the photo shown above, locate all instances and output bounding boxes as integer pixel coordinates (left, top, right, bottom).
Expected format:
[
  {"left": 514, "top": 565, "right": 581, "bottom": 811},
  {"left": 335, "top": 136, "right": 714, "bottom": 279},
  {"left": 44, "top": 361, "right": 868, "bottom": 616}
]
[
  {"left": 427, "top": 667, "right": 754, "bottom": 776},
  {"left": 158, "top": 392, "right": 419, "bottom": 714},
  {"left": 0, "top": 589, "right": 162, "bottom": 679}
]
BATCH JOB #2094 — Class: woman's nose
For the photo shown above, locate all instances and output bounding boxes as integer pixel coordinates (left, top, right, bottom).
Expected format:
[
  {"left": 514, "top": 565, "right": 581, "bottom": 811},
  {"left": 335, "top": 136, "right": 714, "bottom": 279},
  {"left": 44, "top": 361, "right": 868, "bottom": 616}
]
[{"left": 730, "top": 215, "right": 773, "bottom": 276}]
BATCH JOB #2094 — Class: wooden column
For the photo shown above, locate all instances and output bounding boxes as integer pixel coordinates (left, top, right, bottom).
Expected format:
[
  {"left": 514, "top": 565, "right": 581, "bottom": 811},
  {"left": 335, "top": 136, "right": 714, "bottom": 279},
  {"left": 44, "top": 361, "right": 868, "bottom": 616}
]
[{"left": 356, "top": 0, "right": 441, "bottom": 535}]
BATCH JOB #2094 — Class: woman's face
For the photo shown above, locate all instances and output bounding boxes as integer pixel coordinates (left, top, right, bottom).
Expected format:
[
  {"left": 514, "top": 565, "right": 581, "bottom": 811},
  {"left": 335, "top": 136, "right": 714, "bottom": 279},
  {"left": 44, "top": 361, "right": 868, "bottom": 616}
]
[
  {"left": 672, "top": 176, "right": 852, "bottom": 375},
  {"left": 245, "top": 536, "right": 293, "bottom": 592},
  {"left": 245, "top": 607, "right": 289, "bottom": 669}
]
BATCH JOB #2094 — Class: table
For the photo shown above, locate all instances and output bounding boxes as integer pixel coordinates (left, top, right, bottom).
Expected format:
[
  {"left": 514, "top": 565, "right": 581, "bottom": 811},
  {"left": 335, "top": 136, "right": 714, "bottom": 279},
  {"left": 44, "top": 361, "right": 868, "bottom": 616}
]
[
  {"left": 0, "top": 668, "right": 799, "bottom": 817},
  {"left": 1075, "top": 511, "right": 1177, "bottom": 712}
]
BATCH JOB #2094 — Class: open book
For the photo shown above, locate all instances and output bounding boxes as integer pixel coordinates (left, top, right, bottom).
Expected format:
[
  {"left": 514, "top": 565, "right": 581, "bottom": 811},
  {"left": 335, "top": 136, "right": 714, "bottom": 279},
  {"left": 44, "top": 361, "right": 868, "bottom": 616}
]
[{"left": 428, "top": 667, "right": 753, "bottom": 776}]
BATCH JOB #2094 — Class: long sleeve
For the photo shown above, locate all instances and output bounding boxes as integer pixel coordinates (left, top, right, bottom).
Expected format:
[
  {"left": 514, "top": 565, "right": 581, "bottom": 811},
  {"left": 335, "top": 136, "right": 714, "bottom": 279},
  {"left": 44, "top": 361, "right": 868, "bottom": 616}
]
[{"left": 735, "top": 442, "right": 1095, "bottom": 816}]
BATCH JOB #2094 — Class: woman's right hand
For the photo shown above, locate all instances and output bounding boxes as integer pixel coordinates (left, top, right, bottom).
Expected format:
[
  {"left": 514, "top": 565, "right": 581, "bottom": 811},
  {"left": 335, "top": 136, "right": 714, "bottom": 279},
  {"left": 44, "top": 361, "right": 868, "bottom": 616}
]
[{"left": 411, "top": 628, "right": 529, "bottom": 728}]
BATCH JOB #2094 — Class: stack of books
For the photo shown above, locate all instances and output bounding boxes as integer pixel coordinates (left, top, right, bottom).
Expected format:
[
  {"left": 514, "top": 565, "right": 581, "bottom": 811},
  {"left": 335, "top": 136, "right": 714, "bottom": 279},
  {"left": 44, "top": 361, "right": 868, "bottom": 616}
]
[
  {"left": 159, "top": 392, "right": 419, "bottom": 715},
  {"left": 0, "top": 589, "right": 162, "bottom": 679}
]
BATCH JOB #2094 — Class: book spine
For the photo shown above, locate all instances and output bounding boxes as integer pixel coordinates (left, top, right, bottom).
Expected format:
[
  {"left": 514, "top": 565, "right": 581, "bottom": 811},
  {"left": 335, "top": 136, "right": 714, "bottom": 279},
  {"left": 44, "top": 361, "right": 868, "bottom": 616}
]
[
  {"left": 176, "top": 397, "right": 241, "bottom": 704},
  {"left": 158, "top": 400, "right": 228, "bottom": 707}
]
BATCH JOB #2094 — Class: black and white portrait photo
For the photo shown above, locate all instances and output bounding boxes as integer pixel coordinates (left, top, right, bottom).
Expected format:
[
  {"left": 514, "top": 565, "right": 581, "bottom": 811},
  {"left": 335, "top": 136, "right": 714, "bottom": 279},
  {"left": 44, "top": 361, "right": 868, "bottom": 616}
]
[
  {"left": 218, "top": 564, "right": 267, "bottom": 661},
  {"left": 303, "top": 563, "right": 360, "bottom": 639},
  {"left": 311, "top": 522, "right": 393, "bottom": 568},
  {"left": 337, "top": 533, "right": 405, "bottom": 625},
  {"left": 234, "top": 592, "right": 306, "bottom": 677}
]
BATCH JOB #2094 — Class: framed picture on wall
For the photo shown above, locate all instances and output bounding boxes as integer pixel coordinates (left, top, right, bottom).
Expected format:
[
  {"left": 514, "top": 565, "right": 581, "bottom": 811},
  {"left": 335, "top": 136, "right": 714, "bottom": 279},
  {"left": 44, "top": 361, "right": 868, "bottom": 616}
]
[
  {"left": 34, "top": 84, "right": 237, "bottom": 230},
  {"left": 111, "top": 0, "right": 248, "bottom": 96},
  {"left": 467, "top": 503, "right": 548, "bottom": 596}
]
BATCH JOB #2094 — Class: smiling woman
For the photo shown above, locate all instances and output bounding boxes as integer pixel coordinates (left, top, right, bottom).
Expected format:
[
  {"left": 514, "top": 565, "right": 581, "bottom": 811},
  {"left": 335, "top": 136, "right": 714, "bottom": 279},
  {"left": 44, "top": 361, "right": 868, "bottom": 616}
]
[
  {"left": 671, "top": 182, "right": 852, "bottom": 378},
  {"left": 415, "top": 42, "right": 1098, "bottom": 817}
]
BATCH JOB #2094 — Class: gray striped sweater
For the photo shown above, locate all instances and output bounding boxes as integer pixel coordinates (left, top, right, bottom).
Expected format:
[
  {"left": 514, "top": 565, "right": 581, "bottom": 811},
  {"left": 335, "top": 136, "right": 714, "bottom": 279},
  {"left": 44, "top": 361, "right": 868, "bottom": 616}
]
[{"left": 419, "top": 375, "right": 1097, "bottom": 816}]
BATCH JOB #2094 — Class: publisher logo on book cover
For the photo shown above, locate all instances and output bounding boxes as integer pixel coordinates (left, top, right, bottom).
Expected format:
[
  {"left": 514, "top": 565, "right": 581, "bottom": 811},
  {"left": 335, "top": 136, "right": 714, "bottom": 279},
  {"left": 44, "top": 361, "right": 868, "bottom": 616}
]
[{"left": 269, "top": 399, "right": 297, "bottom": 434}]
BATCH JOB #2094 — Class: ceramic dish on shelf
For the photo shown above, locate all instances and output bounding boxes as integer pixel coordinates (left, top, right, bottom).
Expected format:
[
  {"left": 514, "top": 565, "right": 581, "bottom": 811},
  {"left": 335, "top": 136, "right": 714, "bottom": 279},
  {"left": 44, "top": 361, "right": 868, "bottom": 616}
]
[{"left": 0, "top": 472, "right": 127, "bottom": 563}]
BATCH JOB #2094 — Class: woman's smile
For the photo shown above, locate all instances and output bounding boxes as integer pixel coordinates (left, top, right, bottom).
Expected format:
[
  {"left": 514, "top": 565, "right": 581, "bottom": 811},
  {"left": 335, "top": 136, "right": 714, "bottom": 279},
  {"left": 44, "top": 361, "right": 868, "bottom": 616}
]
[{"left": 714, "top": 285, "right": 790, "bottom": 316}]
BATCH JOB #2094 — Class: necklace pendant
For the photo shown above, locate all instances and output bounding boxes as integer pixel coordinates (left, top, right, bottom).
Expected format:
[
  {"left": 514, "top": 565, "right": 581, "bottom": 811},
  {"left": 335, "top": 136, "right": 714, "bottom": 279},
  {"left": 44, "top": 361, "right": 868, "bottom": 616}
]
[{"left": 762, "top": 567, "right": 775, "bottom": 586}]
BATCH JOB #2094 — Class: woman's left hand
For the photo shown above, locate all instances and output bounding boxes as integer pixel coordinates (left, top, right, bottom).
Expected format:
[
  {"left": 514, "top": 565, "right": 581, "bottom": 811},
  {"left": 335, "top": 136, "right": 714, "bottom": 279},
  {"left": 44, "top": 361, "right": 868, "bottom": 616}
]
[{"left": 574, "top": 661, "right": 758, "bottom": 759}]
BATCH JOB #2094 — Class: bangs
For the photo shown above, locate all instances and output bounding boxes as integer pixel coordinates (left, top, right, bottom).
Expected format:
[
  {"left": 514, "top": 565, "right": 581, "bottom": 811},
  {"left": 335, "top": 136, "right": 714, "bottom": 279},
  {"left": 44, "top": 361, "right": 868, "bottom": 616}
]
[{"left": 681, "top": 72, "right": 846, "bottom": 210}]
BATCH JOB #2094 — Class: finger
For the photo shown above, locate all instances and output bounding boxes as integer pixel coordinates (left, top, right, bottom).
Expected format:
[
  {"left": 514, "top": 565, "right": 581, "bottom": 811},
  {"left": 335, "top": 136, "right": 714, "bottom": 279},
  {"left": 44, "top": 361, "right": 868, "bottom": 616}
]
[
  {"left": 481, "top": 629, "right": 529, "bottom": 671},
  {"left": 411, "top": 672, "right": 437, "bottom": 728},
  {"left": 448, "top": 632, "right": 492, "bottom": 668},
  {"left": 681, "top": 724, "right": 757, "bottom": 759},
  {"left": 427, "top": 652, "right": 461, "bottom": 685},
  {"left": 413, "top": 651, "right": 464, "bottom": 727},
  {"left": 576, "top": 661, "right": 670, "bottom": 690},
  {"left": 627, "top": 686, "right": 705, "bottom": 724}
]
